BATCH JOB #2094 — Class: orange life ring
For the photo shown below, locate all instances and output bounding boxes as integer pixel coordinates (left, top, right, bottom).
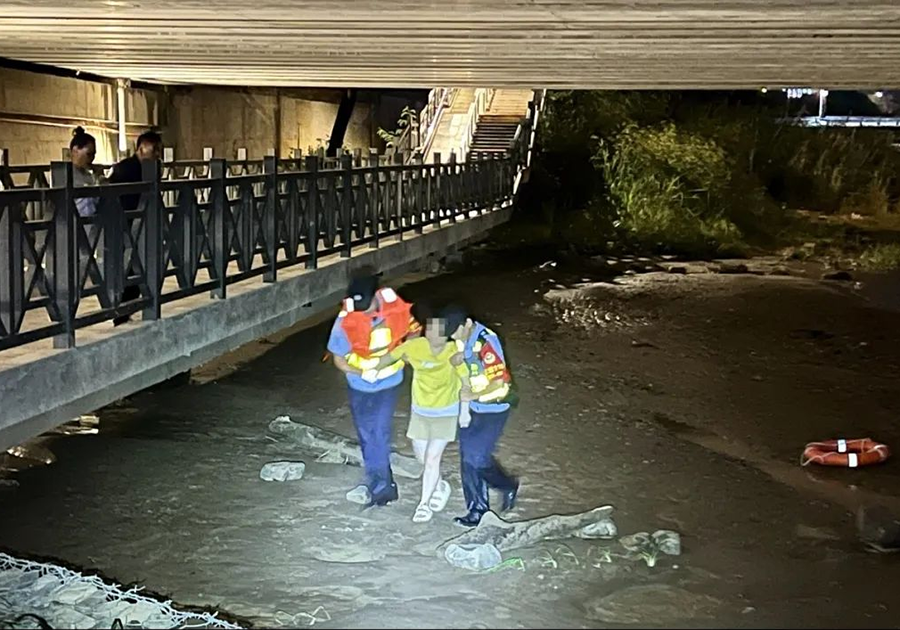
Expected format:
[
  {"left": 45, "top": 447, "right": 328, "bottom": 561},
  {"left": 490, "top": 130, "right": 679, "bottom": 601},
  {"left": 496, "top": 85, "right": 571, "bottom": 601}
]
[{"left": 801, "top": 438, "right": 890, "bottom": 468}]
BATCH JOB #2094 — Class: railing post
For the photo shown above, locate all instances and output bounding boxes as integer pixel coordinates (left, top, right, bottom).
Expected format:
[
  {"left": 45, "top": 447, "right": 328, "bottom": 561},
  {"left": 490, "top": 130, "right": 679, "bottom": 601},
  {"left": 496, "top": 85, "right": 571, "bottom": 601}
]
[
  {"left": 0, "top": 175, "right": 23, "bottom": 345},
  {"left": 263, "top": 154, "right": 278, "bottom": 282},
  {"left": 340, "top": 153, "right": 353, "bottom": 258},
  {"left": 49, "top": 161, "right": 76, "bottom": 348},
  {"left": 305, "top": 155, "right": 319, "bottom": 269},
  {"left": 141, "top": 159, "right": 162, "bottom": 321},
  {"left": 480, "top": 153, "right": 490, "bottom": 214},
  {"left": 0, "top": 148, "right": 9, "bottom": 188},
  {"left": 104, "top": 186, "right": 125, "bottom": 309},
  {"left": 433, "top": 151, "right": 443, "bottom": 225},
  {"left": 209, "top": 158, "right": 228, "bottom": 299},
  {"left": 448, "top": 152, "right": 458, "bottom": 223},
  {"left": 413, "top": 152, "right": 424, "bottom": 235},
  {"left": 368, "top": 148, "right": 380, "bottom": 249},
  {"left": 393, "top": 152, "right": 404, "bottom": 239},
  {"left": 492, "top": 152, "right": 500, "bottom": 208}
]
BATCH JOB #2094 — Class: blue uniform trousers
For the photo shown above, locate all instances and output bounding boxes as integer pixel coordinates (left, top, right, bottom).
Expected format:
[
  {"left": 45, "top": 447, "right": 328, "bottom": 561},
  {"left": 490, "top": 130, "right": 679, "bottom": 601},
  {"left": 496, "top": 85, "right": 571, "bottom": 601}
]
[
  {"left": 458, "top": 408, "right": 516, "bottom": 515},
  {"left": 347, "top": 384, "right": 400, "bottom": 504}
]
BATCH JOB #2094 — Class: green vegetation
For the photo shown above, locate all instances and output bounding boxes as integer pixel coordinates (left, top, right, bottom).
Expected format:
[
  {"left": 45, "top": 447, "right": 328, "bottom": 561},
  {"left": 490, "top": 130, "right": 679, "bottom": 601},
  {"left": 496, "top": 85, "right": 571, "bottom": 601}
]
[
  {"left": 377, "top": 106, "right": 418, "bottom": 149},
  {"left": 523, "top": 91, "right": 900, "bottom": 260},
  {"left": 857, "top": 243, "right": 900, "bottom": 272}
]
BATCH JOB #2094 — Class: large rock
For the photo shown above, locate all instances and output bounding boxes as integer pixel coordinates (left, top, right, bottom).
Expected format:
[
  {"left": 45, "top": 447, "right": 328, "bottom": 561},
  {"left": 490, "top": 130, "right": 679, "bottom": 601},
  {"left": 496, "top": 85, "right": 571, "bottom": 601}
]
[
  {"left": 259, "top": 461, "right": 306, "bottom": 482},
  {"left": 268, "top": 416, "right": 422, "bottom": 479}
]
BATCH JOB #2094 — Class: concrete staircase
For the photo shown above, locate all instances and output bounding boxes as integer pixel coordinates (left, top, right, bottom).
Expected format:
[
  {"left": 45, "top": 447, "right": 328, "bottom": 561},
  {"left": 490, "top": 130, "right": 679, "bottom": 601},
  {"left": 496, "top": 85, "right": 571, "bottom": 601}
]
[
  {"left": 422, "top": 88, "right": 534, "bottom": 162},
  {"left": 424, "top": 89, "right": 475, "bottom": 163},
  {"left": 470, "top": 89, "right": 533, "bottom": 156}
]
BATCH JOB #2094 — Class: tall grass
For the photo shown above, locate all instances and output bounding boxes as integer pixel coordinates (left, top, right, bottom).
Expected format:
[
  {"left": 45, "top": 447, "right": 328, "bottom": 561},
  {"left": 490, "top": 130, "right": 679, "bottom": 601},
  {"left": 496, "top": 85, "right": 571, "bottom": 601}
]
[{"left": 534, "top": 91, "right": 900, "bottom": 257}]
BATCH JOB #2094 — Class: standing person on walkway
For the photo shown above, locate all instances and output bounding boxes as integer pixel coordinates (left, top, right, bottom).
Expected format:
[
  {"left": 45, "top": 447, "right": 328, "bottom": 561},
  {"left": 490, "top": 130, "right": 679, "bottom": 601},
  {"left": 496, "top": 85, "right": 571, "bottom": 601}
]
[
  {"left": 69, "top": 126, "right": 101, "bottom": 217},
  {"left": 372, "top": 310, "right": 461, "bottom": 523},
  {"left": 109, "top": 130, "right": 162, "bottom": 212},
  {"left": 445, "top": 306, "right": 519, "bottom": 527},
  {"left": 108, "top": 130, "right": 163, "bottom": 326},
  {"left": 327, "top": 273, "right": 421, "bottom": 507}
]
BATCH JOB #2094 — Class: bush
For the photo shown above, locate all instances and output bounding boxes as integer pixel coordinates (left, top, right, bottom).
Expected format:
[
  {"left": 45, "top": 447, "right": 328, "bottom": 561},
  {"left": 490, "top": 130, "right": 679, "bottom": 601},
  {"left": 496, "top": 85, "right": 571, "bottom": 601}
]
[
  {"left": 531, "top": 91, "right": 900, "bottom": 257},
  {"left": 593, "top": 124, "right": 751, "bottom": 256},
  {"left": 857, "top": 243, "right": 900, "bottom": 271}
]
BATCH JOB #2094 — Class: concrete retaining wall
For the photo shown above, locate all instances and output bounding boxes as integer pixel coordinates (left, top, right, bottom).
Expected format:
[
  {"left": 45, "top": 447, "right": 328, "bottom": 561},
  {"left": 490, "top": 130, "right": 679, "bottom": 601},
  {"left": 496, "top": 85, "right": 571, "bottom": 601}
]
[
  {"left": 0, "top": 208, "right": 511, "bottom": 450},
  {"left": 0, "top": 67, "right": 382, "bottom": 165}
]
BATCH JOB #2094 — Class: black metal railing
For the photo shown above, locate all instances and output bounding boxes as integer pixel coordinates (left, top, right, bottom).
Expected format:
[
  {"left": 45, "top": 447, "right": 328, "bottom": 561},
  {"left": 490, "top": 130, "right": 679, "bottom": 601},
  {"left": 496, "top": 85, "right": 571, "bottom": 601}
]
[{"left": 0, "top": 116, "right": 532, "bottom": 352}]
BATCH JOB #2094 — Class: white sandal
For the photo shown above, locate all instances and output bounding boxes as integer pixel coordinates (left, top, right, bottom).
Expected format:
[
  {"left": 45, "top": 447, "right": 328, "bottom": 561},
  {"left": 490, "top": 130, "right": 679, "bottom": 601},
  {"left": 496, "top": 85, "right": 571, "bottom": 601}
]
[
  {"left": 428, "top": 479, "right": 452, "bottom": 512},
  {"left": 412, "top": 502, "right": 433, "bottom": 523}
]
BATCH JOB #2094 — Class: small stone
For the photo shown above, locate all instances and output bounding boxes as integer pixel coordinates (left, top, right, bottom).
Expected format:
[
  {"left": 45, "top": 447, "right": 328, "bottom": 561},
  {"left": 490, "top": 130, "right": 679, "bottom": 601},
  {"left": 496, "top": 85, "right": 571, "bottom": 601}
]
[
  {"left": 719, "top": 263, "right": 749, "bottom": 275},
  {"left": 444, "top": 543, "right": 502, "bottom": 571},
  {"left": 652, "top": 530, "right": 682, "bottom": 556},
  {"left": 259, "top": 461, "right": 305, "bottom": 482},
  {"left": 345, "top": 484, "right": 370, "bottom": 505},
  {"left": 577, "top": 519, "right": 618, "bottom": 540},
  {"left": 620, "top": 532, "right": 651, "bottom": 552}
]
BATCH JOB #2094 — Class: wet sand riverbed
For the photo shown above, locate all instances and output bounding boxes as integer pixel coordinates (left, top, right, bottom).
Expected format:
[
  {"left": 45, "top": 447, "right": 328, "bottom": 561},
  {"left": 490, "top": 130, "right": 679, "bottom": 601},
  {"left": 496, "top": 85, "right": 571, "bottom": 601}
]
[{"left": 2, "top": 245, "right": 900, "bottom": 628}]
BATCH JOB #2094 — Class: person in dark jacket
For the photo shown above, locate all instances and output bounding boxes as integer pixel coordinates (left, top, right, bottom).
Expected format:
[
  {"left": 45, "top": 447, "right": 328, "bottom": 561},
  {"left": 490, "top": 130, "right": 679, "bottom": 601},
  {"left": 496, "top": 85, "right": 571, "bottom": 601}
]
[
  {"left": 109, "top": 130, "right": 162, "bottom": 211},
  {"left": 108, "top": 131, "right": 162, "bottom": 325}
]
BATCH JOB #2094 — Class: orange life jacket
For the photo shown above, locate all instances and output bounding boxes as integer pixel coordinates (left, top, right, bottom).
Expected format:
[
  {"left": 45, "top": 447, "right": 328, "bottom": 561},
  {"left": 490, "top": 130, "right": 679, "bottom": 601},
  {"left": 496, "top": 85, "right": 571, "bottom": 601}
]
[{"left": 339, "top": 288, "right": 413, "bottom": 358}]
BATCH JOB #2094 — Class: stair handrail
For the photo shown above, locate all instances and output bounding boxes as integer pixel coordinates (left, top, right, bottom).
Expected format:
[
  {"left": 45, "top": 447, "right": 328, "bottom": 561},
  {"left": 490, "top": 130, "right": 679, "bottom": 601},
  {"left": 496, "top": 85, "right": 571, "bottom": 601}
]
[
  {"left": 417, "top": 87, "right": 456, "bottom": 161},
  {"left": 460, "top": 88, "right": 496, "bottom": 160},
  {"left": 511, "top": 89, "right": 546, "bottom": 195}
]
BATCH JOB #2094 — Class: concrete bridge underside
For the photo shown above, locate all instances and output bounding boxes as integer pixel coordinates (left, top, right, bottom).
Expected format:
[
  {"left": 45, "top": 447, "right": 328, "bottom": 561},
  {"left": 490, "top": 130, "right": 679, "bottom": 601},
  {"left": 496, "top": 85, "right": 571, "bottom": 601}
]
[{"left": 0, "top": 1, "right": 898, "bottom": 89}]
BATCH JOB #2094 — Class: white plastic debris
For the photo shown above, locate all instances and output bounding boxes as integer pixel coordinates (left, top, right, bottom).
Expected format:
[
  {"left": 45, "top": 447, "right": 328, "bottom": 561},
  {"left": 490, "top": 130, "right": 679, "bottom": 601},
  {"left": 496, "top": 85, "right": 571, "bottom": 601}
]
[
  {"left": 444, "top": 543, "right": 503, "bottom": 571},
  {"left": 259, "top": 461, "right": 306, "bottom": 482}
]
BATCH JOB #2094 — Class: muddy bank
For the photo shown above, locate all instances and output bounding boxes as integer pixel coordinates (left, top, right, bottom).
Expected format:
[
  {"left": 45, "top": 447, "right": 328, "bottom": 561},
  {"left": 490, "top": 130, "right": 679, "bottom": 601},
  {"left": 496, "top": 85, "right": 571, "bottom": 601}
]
[{"left": 2, "top": 245, "right": 900, "bottom": 628}]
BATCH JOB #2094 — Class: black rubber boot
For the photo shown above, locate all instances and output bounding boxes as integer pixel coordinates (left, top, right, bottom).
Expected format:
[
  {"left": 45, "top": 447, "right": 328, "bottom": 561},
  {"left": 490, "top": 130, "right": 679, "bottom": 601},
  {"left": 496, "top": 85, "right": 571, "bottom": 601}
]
[
  {"left": 454, "top": 463, "right": 489, "bottom": 527},
  {"left": 366, "top": 474, "right": 398, "bottom": 507},
  {"left": 482, "top": 459, "right": 519, "bottom": 512}
]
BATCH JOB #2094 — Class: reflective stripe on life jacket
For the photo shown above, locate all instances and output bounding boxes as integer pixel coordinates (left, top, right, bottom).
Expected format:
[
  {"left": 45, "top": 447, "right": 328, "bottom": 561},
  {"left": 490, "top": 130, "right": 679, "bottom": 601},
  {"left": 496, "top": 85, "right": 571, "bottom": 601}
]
[
  {"left": 460, "top": 328, "right": 511, "bottom": 404},
  {"left": 339, "top": 288, "right": 412, "bottom": 378}
]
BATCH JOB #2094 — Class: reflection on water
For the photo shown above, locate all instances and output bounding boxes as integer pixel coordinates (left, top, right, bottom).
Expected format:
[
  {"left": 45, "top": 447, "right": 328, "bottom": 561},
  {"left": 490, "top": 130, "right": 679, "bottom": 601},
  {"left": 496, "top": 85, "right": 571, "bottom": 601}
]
[
  {"left": 51, "top": 414, "right": 100, "bottom": 437},
  {"left": 2, "top": 414, "right": 101, "bottom": 475}
]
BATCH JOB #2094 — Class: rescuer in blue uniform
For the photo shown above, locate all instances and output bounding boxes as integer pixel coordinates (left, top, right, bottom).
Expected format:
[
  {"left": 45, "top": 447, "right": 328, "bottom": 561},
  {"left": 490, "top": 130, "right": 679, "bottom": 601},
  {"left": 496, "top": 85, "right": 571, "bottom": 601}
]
[
  {"left": 444, "top": 306, "right": 519, "bottom": 526},
  {"left": 327, "top": 274, "right": 420, "bottom": 507}
]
